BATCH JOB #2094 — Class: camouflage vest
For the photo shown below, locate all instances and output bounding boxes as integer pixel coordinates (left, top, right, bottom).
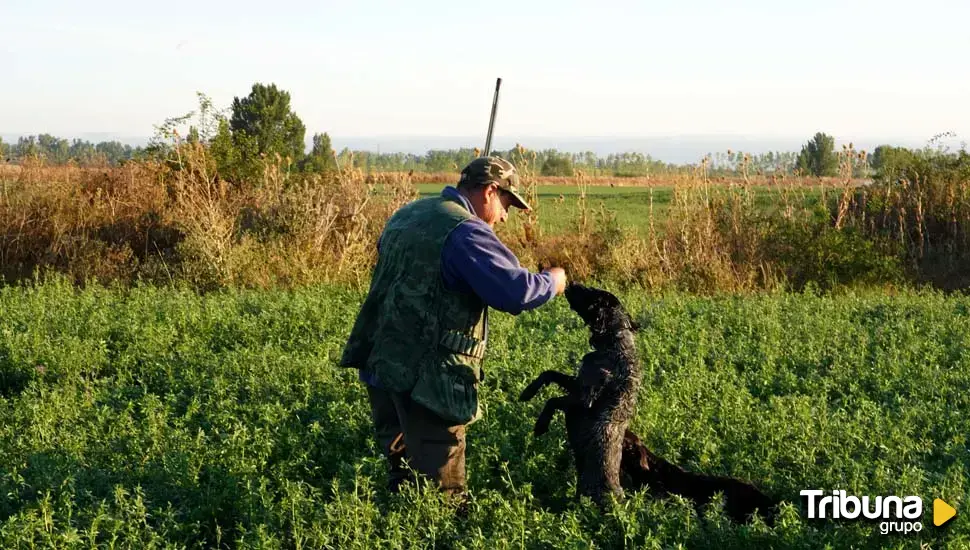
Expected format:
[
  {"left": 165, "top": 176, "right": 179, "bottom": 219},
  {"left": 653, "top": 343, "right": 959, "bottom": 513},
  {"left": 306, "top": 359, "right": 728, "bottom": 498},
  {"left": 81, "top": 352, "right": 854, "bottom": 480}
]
[{"left": 340, "top": 195, "right": 488, "bottom": 424}]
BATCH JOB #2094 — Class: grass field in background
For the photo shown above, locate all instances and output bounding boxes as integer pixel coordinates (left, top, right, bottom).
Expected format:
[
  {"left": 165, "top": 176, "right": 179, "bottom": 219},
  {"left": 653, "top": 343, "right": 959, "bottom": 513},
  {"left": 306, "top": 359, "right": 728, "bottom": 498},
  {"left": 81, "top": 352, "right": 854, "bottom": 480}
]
[
  {"left": 415, "top": 183, "right": 826, "bottom": 234},
  {"left": 1, "top": 280, "right": 967, "bottom": 548}
]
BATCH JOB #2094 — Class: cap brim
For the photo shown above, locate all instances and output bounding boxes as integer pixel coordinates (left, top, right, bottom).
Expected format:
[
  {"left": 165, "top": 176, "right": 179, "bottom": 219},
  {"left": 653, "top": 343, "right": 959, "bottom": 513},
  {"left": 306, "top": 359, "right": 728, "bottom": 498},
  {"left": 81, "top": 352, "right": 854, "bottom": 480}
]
[{"left": 506, "top": 189, "right": 531, "bottom": 211}]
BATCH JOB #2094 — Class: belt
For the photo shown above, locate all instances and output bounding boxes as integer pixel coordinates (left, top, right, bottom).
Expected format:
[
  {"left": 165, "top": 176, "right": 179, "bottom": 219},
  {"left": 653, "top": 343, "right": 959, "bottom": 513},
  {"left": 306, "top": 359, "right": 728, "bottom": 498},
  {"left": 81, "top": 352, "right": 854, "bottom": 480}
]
[{"left": 439, "top": 330, "right": 486, "bottom": 359}]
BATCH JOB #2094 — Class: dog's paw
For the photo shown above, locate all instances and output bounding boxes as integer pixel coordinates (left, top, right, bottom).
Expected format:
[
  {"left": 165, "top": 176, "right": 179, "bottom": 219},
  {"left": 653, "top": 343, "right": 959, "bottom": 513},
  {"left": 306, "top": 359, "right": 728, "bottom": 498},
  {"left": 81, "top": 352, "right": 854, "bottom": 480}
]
[
  {"left": 533, "top": 420, "right": 551, "bottom": 437},
  {"left": 533, "top": 405, "right": 558, "bottom": 436},
  {"left": 519, "top": 381, "right": 541, "bottom": 402}
]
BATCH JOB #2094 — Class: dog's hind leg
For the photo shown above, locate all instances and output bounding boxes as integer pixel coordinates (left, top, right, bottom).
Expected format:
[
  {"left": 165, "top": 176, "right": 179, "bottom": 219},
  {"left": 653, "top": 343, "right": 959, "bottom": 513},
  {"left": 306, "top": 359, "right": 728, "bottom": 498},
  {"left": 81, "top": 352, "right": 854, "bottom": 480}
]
[
  {"left": 519, "top": 371, "right": 578, "bottom": 402},
  {"left": 533, "top": 396, "right": 574, "bottom": 436}
]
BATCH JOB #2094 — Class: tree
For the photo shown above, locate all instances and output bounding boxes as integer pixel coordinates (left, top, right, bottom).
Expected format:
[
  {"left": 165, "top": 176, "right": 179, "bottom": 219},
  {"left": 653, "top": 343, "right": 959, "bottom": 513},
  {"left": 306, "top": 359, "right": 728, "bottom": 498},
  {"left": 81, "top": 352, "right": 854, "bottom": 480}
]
[
  {"left": 870, "top": 145, "right": 916, "bottom": 182},
  {"left": 796, "top": 132, "right": 838, "bottom": 177},
  {"left": 229, "top": 83, "right": 306, "bottom": 165},
  {"left": 33, "top": 134, "right": 70, "bottom": 163},
  {"left": 16, "top": 136, "right": 39, "bottom": 159},
  {"left": 540, "top": 154, "right": 574, "bottom": 176},
  {"left": 97, "top": 141, "right": 134, "bottom": 165},
  {"left": 303, "top": 132, "right": 338, "bottom": 173},
  {"left": 211, "top": 118, "right": 253, "bottom": 181},
  {"left": 69, "top": 139, "right": 96, "bottom": 164}
]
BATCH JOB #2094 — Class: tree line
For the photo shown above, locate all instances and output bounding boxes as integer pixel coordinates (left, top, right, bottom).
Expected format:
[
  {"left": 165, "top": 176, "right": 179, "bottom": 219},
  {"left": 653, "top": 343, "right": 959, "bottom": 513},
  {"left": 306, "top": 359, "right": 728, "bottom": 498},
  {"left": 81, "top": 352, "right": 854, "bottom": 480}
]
[
  {"left": 0, "top": 135, "right": 138, "bottom": 166},
  {"left": 1, "top": 83, "right": 943, "bottom": 181}
]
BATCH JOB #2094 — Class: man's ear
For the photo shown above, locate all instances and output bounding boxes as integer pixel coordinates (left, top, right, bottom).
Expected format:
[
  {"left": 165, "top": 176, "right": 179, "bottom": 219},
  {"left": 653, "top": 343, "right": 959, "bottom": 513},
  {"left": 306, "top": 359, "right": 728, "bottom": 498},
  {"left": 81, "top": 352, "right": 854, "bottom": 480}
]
[{"left": 483, "top": 182, "right": 499, "bottom": 201}]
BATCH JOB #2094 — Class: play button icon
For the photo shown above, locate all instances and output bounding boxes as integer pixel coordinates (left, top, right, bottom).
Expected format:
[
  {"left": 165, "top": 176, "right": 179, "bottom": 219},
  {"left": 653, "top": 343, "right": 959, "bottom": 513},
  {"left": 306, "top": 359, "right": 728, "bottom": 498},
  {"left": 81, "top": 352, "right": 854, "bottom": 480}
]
[{"left": 934, "top": 499, "right": 956, "bottom": 527}]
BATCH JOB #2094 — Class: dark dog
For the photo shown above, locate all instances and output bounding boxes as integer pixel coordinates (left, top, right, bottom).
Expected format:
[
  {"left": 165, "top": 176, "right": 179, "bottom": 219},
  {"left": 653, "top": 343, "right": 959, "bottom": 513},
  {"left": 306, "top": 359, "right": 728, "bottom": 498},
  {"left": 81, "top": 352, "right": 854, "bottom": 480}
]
[
  {"left": 621, "top": 431, "right": 778, "bottom": 525},
  {"left": 520, "top": 283, "right": 642, "bottom": 506},
  {"left": 520, "top": 284, "right": 778, "bottom": 522}
]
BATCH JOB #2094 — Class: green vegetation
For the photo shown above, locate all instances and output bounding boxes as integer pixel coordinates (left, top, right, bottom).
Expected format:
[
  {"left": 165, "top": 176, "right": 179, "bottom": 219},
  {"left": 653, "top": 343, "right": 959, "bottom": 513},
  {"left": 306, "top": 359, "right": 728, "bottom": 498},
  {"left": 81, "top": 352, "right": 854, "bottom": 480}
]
[
  {"left": 415, "top": 184, "right": 826, "bottom": 235},
  {"left": 418, "top": 183, "right": 673, "bottom": 232},
  {"left": 343, "top": 148, "right": 801, "bottom": 178},
  {"left": 538, "top": 152, "right": 575, "bottom": 176},
  {"left": 871, "top": 144, "right": 919, "bottom": 182},
  {"left": 304, "top": 132, "right": 338, "bottom": 174},
  {"left": 1, "top": 134, "right": 136, "bottom": 165},
  {"left": 796, "top": 132, "right": 839, "bottom": 177},
  {"left": 1, "top": 279, "right": 967, "bottom": 548},
  {"left": 228, "top": 84, "right": 306, "bottom": 163},
  {"left": 3, "top": 81, "right": 970, "bottom": 549}
]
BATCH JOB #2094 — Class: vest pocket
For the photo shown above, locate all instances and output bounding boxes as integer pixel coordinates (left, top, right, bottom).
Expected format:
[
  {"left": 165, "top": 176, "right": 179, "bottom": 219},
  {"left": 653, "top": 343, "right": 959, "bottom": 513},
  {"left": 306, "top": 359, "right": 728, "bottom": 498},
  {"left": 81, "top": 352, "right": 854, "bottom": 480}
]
[{"left": 411, "top": 351, "right": 482, "bottom": 425}]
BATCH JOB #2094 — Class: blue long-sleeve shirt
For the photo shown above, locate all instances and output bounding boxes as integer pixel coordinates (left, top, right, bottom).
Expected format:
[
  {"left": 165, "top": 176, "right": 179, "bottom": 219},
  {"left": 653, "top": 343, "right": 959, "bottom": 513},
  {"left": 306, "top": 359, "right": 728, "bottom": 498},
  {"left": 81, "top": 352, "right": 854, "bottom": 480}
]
[
  {"left": 359, "top": 186, "right": 556, "bottom": 386},
  {"left": 438, "top": 186, "right": 556, "bottom": 314}
]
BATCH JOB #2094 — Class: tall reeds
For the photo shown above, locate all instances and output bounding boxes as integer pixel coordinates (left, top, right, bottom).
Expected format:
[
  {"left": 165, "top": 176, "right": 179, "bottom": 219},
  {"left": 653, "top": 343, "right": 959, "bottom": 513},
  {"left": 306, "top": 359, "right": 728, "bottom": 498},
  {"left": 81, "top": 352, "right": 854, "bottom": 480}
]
[{"left": 1, "top": 144, "right": 967, "bottom": 292}]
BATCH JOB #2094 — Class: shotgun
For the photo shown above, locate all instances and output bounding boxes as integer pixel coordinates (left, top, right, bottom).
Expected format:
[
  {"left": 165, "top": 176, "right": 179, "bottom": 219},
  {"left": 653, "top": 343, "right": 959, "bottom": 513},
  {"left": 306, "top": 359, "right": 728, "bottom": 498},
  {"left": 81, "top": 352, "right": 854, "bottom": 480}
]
[{"left": 483, "top": 78, "right": 502, "bottom": 156}]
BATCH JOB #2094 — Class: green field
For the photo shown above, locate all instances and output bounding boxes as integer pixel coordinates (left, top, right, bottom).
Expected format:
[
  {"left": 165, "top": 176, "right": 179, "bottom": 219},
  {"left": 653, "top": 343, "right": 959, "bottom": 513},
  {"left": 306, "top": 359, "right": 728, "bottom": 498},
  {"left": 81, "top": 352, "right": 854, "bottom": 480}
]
[
  {"left": 2, "top": 279, "right": 968, "bottom": 548},
  {"left": 415, "top": 183, "right": 825, "bottom": 234}
]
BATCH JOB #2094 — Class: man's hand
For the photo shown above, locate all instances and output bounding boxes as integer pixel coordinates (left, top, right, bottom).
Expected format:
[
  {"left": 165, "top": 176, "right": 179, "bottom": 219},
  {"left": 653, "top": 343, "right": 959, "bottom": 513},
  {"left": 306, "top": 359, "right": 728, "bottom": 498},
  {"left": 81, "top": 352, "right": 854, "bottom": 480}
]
[{"left": 543, "top": 267, "right": 567, "bottom": 296}]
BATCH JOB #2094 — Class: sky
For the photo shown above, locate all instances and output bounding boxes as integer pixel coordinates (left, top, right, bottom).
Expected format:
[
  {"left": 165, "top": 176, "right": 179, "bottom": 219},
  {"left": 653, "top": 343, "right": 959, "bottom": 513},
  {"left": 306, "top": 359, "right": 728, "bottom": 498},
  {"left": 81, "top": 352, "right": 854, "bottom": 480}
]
[{"left": 2, "top": 0, "right": 969, "bottom": 155}]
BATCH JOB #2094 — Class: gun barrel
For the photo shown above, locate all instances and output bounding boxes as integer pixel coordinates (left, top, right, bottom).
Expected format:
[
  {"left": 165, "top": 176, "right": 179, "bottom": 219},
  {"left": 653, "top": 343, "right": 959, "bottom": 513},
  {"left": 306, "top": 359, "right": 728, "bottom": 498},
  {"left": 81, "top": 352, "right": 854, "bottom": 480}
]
[{"left": 483, "top": 78, "right": 502, "bottom": 156}]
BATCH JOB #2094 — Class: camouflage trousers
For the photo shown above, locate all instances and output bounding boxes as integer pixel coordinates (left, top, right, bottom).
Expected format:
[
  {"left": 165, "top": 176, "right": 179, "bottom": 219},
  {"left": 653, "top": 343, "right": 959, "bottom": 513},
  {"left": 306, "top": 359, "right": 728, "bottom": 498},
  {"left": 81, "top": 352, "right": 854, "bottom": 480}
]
[{"left": 366, "top": 384, "right": 467, "bottom": 495}]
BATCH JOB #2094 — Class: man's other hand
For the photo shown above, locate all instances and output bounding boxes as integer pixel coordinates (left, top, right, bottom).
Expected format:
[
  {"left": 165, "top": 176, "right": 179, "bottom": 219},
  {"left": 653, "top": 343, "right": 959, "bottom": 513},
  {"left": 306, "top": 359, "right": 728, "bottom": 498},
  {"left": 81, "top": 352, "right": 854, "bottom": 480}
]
[{"left": 544, "top": 267, "right": 567, "bottom": 296}]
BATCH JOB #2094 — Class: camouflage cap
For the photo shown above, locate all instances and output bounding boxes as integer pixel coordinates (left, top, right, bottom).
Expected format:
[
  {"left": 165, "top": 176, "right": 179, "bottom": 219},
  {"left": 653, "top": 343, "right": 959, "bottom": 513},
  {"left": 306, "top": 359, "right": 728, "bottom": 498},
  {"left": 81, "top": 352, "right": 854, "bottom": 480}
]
[{"left": 459, "top": 156, "right": 531, "bottom": 211}]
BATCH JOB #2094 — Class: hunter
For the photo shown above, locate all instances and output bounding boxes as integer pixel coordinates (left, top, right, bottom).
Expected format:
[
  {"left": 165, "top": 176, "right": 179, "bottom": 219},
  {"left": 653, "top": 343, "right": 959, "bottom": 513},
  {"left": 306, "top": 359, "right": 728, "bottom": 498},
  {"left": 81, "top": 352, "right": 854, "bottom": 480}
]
[{"left": 340, "top": 156, "right": 567, "bottom": 497}]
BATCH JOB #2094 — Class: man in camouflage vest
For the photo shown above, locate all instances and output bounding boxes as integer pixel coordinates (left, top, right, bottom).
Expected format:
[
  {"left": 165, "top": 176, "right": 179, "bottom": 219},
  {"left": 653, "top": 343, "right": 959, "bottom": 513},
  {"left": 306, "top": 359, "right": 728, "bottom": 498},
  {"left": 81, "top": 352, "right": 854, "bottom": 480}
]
[{"left": 341, "top": 156, "right": 567, "bottom": 497}]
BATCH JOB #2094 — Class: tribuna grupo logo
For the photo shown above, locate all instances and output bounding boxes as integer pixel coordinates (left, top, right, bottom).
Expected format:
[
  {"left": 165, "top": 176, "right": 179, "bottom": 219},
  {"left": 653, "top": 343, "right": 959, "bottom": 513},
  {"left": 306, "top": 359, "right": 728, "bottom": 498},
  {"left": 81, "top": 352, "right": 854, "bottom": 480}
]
[{"left": 801, "top": 490, "right": 925, "bottom": 535}]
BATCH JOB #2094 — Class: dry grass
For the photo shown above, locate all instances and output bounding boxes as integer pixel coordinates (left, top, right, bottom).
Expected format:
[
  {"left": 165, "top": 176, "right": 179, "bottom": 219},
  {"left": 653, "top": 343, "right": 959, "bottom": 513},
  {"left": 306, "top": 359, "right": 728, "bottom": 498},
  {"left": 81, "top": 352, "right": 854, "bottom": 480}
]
[
  {"left": 0, "top": 164, "right": 21, "bottom": 178},
  {"left": 1, "top": 144, "right": 966, "bottom": 293},
  {"left": 498, "top": 144, "right": 967, "bottom": 293},
  {"left": 839, "top": 150, "right": 970, "bottom": 289},
  {"left": 502, "top": 174, "right": 781, "bottom": 293},
  {"left": 0, "top": 148, "right": 415, "bottom": 290}
]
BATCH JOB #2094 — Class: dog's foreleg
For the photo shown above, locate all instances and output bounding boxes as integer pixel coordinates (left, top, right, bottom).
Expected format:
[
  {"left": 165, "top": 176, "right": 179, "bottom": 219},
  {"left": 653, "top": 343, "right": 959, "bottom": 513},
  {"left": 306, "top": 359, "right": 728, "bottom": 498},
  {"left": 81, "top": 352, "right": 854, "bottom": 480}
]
[
  {"left": 519, "top": 370, "right": 578, "bottom": 402},
  {"left": 533, "top": 396, "right": 574, "bottom": 436}
]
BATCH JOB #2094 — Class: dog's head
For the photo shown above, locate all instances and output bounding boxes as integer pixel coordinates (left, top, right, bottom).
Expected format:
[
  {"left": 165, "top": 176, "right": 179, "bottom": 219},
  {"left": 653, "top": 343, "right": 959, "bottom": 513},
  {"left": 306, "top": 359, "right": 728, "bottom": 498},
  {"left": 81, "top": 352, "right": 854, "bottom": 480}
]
[{"left": 565, "top": 283, "right": 638, "bottom": 337}]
